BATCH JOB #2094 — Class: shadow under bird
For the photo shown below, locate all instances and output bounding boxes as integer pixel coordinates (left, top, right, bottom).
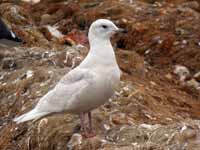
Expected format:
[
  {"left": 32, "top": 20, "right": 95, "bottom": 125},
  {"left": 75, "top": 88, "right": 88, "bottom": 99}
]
[
  {"left": 0, "top": 18, "right": 22, "bottom": 48},
  {"left": 14, "top": 19, "right": 124, "bottom": 137}
]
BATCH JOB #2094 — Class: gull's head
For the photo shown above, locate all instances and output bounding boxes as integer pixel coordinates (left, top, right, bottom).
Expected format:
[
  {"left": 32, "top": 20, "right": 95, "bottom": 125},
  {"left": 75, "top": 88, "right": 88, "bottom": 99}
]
[{"left": 88, "top": 19, "right": 121, "bottom": 40}]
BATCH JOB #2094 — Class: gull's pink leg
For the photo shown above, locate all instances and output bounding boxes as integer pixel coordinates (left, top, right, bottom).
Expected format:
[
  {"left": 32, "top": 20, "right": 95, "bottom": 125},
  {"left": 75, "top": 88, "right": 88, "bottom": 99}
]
[
  {"left": 88, "top": 111, "right": 93, "bottom": 132},
  {"left": 87, "top": 111, "right": 96, "bottom": 137},
  {"left": 79, "top": 112, "right": 87, "bottom": 135},
  {"left": 79, "top": 112, "right": 96, "bottom": 138}
]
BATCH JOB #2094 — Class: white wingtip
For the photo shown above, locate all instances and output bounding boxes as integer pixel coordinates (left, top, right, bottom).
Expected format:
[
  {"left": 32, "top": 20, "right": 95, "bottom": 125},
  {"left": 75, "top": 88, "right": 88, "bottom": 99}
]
[{"left": 13, "top": 109, "right": 48, "bottom": 124}]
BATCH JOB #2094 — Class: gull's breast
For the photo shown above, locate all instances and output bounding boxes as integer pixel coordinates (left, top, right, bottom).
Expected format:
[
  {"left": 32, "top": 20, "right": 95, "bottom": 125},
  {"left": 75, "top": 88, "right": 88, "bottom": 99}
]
[{"left": 67, "top": 66, "right": 120, "bottom": 113}]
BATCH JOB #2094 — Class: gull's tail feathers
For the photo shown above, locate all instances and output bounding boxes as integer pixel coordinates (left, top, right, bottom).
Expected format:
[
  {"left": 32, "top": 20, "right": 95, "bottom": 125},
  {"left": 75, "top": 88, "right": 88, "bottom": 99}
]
[{"left": 13, "top": 109, "right": 49, "bottom": 124}]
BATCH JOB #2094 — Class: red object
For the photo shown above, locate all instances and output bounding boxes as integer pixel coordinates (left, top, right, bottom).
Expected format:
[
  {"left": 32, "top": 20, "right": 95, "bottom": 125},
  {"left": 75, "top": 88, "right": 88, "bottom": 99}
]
[{"left": 61, "top": 30, "right": 88, "bottom": 46}]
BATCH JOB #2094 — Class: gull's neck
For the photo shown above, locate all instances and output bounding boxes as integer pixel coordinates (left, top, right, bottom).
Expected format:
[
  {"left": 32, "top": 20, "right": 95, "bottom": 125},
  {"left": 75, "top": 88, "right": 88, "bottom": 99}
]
[
  {"left": 79, "top": 34, "right": 118, "bottom": 68},
  {"left": 89, "top": 36, "right": 114, "bottom": 57}
]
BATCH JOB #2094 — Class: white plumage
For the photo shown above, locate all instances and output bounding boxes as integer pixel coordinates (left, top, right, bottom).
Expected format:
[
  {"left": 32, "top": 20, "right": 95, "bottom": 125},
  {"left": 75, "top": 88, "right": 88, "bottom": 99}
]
[{"left": 14, "top": 19, "right": 121, "bottom": 127}]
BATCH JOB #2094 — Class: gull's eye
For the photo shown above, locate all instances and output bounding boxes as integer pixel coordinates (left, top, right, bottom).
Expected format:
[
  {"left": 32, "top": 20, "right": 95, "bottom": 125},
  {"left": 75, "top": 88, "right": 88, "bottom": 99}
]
[{"left": 102, "top": 25, "right": 108, "bottom": 29}]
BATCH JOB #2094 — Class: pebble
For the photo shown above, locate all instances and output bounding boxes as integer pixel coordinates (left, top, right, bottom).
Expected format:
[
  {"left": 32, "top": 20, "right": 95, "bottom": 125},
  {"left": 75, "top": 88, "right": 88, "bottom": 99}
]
[
  {"left": 174, "top": 65, "right": 190, "bottom": 81},
  {"left": 186, "top": 79, "right": 200, "bottom": 89},
  {"left": 2, "top": 57, "right": 17, "bottom": 70},
  {"left": 181, "top": 127, "right": 196, "bottom": 140},
  {"left": 41, "top": 14, "right": 53, "bottom": 24}
]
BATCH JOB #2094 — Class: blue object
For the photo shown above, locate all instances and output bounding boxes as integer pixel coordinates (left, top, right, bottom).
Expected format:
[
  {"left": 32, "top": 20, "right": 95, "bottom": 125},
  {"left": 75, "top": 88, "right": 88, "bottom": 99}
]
[{"left": 0, "top": 18, "right": 22, "bottom": 47}]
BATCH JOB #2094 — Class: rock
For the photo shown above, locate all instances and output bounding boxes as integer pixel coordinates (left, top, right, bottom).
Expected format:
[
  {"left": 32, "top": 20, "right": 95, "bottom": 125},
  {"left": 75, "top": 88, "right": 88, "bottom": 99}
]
[
  {"left": 41, "top": 14, "right": 53, "bottom": 24},
  {"left": 194, "top": 72, "right": 200, "bottom": 82},
  {"left": 180, "top": 127, "right": 196, "bottom": 141},
  {"left": 174, "top": 65, "right": 190, "bottom": 82},
  {"left": 67, "top": 133, "right": 83, "bottom": 150},
  {"left": 1, "top": 57, "right": 17, "bottom": 70},
  {"left": 186, "top": 79, "right": 200, "bottom": 90}
]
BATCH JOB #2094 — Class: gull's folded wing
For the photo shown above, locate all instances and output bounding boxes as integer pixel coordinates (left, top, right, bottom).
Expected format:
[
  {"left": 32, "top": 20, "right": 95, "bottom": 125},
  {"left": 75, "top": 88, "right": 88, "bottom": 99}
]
[
  {"left": 35, "top": 68, "right": 95, "bottom": 113},
  {"left": 14, "top": 68, "right": 95, "bottom": 123}
]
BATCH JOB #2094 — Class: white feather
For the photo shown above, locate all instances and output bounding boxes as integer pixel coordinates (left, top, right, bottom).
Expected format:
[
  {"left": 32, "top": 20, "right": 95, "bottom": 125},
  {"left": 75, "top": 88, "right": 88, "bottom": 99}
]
[{"left": 13, "top": 19, "right": 121, "bottom": 123}]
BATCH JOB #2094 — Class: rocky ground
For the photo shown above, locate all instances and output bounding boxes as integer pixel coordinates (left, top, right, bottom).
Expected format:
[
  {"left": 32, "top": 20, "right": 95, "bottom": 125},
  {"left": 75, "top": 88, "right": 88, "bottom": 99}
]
[{"left": 0, "top": 0, "right": 200, "bottom": 150}]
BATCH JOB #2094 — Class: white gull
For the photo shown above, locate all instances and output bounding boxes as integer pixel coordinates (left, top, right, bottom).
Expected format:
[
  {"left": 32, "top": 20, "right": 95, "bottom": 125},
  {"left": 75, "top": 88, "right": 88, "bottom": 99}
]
[{"left": 14, "top": 19, "right": 122, "bottom": 137}]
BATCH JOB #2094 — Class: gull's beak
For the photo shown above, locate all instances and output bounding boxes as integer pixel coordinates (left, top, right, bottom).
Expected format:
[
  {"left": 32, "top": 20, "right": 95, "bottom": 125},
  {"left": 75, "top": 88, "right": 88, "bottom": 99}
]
[
  {"left": 116, "top": 28, "right": 127, "bottom": 33},
  {"left": 117, "top": 28, "right": 125, "bottom": 32}
]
